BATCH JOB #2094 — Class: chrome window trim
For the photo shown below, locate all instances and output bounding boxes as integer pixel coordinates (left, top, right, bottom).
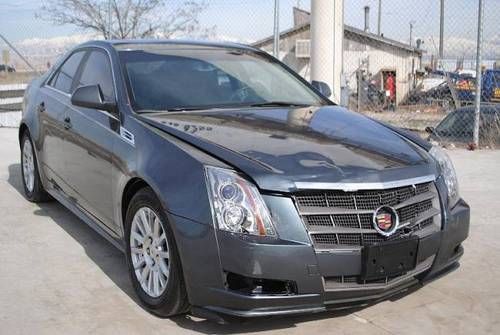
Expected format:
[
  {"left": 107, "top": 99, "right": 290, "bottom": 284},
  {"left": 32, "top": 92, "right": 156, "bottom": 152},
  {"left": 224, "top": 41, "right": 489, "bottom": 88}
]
[
  {"left": 44, "top": 84, "right": 71, "bottom": 98},
  {"left": 43, "top": 85, "right": 119, "bottom": 121},
  {"left": 294, "top": 174, "right": 436, "bottom": 192}
]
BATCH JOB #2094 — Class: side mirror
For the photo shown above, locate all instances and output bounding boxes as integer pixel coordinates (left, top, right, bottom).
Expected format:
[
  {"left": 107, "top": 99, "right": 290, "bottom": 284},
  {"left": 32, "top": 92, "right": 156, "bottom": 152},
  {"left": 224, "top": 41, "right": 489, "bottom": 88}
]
[
  {"left": 311, "top": 80, "right": 332, "bottom": 98},
  {"left": 425, "top": 126, "right": 435, "bottom": 134},
  {"left": 71, "top": 85, "right": 117, "bottom": 115}
]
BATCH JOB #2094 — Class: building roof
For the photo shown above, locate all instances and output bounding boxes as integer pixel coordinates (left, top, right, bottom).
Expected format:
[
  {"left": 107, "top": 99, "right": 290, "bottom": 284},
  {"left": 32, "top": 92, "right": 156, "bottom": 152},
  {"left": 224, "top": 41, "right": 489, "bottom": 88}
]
[{"left": 252, "top": 9, "right": 423, "bottom": 55}]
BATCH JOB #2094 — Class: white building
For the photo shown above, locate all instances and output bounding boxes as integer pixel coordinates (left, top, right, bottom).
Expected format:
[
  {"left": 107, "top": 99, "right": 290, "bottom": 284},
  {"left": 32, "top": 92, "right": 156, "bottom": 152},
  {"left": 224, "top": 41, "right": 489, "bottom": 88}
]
[{"left": 252, "top": 7, "right": 423, "bottom": 106}]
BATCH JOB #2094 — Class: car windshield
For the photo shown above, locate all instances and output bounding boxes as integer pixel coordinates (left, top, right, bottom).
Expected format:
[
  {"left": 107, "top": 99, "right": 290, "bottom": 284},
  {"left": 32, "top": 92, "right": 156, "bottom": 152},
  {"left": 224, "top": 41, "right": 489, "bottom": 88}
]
[
  {"left": 117, "top": 45, "right": 327, "bottom": 112},
  {"left": 436, "top": 111, "right": 474, "bottom": 138}
]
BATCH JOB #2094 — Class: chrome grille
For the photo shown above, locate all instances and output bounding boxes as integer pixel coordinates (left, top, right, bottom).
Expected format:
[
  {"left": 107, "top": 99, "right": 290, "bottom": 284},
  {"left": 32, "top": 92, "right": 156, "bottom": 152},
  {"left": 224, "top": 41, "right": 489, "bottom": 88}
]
[
  {"left": 296, "top": 183, "right": 430, "bottom": 210},
  {"left": 295, "top": 181, "right": 441, "bottom": 249}
]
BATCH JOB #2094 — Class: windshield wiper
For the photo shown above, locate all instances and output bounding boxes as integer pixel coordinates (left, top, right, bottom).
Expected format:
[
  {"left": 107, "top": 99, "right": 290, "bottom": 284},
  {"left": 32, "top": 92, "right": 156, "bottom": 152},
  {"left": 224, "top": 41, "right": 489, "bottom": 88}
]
[
  {"left": 139, "top": 107, "right": 213, "bottom": 113},
  {"left": 138, "top": 102, "right": 314, "bottom": 114},
  {"left": 249, "top": 101, "right": 311, "bottom": 108}
]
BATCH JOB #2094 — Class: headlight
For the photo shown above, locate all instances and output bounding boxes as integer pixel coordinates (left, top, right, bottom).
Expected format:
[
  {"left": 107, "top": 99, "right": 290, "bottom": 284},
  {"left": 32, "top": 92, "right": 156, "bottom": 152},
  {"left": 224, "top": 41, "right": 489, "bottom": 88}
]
[
  {"left": 205, "top": 166, "right": 276, "bottom": 236},
  {"left": 429, "top": 146, "right": 460, "bottom": 207}
]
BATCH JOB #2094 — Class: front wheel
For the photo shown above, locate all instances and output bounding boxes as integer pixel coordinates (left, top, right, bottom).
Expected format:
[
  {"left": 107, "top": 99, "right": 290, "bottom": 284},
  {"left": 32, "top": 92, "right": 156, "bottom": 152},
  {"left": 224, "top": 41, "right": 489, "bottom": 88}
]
[
  {"left": 125, "top": 187, "right": 189, "bottom": 317},
  {"left": 20, "top": 132, "right": 51, "bottom": 202}
]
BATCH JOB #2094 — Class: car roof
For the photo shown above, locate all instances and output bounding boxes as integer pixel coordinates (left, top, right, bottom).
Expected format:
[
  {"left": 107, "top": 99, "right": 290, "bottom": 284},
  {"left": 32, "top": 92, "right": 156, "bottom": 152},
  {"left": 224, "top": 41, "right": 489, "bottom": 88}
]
[
  {"left": 79, "top": 39, "right": 259, "bottom": 52},
  {"left": 455, "top": 105, "right": 500, "bottom": 114}
]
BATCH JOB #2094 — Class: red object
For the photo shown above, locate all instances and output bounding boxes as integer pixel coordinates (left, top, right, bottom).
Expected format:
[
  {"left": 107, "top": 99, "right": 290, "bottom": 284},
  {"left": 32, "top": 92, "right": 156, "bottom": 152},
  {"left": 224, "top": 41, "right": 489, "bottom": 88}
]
[{"left": 385, "top": 74, "right": 396, "bottom": 100}]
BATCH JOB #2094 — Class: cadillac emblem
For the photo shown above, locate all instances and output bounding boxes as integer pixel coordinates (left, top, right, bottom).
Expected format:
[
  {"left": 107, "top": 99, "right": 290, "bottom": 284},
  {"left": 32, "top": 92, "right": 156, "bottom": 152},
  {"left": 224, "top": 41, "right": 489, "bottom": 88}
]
[{"left": 373, "top": 206, "right": 399, "bottom": 237}]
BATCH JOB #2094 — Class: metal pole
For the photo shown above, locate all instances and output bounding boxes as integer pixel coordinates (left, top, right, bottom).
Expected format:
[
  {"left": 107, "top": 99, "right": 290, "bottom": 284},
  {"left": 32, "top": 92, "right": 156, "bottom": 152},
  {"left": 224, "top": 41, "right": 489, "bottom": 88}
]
[
  {"left": 473, "top": 0, "right": 484, "bottom": 147},
  {"left": 377, "top": 0, "right": 382, "bottom": 35},
  {"left": 439, "top": 0, "right": 444, "bottom": 60},
  {"left": 273, "top": 0, "right": 280, "bottom": 58},
  {"left": 0, "top": 34, "right": 39, "bottom": 74},
  {"left": 108, "top": 0, "right": 112, "bottom": 39},
  {"left": 409, "top": 22, "right": 414, "bottom": 47}
]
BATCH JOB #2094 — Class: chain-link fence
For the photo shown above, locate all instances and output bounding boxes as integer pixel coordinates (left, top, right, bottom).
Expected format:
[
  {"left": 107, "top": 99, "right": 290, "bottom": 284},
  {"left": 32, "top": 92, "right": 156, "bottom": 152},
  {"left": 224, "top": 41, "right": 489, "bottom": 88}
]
[{"left": 1, "top": 0, "right": 499, "bottom": 146}]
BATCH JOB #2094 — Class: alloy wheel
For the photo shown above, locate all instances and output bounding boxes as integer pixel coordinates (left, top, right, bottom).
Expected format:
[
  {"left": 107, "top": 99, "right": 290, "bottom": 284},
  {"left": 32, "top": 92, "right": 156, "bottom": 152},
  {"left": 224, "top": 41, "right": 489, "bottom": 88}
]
[
  {"left": 22, "top": 138, "right": 35, "bottom": 193},
  {"left": 130, "top": 207, "right": 170, "bottom": 298}
]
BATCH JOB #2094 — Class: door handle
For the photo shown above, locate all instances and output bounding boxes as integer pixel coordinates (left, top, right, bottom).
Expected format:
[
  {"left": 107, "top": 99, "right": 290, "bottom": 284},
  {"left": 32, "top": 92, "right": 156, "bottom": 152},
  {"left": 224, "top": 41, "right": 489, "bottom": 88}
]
[
  {"left": 63, "top": 116, "right": 72, "bottom": 130},
  {"left": 37, "top": 102, "right": 45, "bottom": 113}
]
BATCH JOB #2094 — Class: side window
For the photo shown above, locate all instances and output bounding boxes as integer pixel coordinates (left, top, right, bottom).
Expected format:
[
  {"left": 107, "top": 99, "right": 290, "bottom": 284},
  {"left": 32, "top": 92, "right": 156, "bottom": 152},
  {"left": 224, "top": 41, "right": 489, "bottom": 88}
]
[
  {"left": 49, "top": 51, "right": 85, "bottom": 94},
  {"left": 77, "top": 51, "right": 115, "bottom": 101}
]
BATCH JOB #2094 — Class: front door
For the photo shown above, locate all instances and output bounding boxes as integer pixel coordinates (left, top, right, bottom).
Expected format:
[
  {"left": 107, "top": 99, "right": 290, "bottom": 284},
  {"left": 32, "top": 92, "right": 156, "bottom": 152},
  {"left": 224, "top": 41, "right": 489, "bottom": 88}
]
[{"left": 63, "top": 50, "right": 118, "bottom": 231}]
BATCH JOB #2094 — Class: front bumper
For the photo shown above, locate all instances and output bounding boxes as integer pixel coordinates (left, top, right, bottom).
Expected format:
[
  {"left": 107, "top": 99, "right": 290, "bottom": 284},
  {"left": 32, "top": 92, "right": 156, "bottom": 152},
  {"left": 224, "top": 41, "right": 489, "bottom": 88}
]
[{"left": 187, "top": 198, "right": 470, "bottom": 318}]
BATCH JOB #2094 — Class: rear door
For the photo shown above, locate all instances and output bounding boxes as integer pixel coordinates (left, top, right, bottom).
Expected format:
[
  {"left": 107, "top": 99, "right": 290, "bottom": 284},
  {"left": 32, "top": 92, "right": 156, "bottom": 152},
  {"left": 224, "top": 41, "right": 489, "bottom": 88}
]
[
  {"left": 63, "top": 49, "right": 119, "bottom": 231},
  {"left": 37, "top": 51, "right": 86, "bottom": 193}
]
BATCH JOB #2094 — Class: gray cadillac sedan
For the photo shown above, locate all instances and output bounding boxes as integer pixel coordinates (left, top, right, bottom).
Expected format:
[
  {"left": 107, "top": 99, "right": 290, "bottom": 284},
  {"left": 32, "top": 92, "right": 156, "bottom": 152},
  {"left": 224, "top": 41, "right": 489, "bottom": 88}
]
[{"left": 19, "top": 40, "right": 469, "bottom": 319}]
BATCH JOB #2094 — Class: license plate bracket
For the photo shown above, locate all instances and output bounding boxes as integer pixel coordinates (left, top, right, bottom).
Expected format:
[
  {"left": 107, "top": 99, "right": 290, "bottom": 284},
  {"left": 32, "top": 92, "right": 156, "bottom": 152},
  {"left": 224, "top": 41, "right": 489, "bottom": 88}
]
[{"left": 360, "top": 237, "right": 419, "bottom": 281}]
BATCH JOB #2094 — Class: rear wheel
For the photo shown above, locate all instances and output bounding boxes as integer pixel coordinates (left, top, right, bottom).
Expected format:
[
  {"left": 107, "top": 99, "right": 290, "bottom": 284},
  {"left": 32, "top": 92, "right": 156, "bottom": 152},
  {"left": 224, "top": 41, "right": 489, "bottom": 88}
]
[
  {"left": 20, "top": 132, "right": 51, "bottom": 202},
  {"left": 125, "top": 187, "right": 189, "bottom": 317}
]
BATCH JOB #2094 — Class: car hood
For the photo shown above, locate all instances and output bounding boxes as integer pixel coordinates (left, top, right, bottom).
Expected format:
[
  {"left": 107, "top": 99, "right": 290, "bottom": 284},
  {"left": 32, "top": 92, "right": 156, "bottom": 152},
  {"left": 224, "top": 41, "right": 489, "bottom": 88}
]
[{"left": 139, "top": 106, "right": 437, "bottom": 192}]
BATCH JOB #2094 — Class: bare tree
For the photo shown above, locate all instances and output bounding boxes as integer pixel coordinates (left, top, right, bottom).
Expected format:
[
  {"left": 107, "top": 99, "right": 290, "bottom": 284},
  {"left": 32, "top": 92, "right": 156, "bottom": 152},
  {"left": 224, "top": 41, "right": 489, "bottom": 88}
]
[{"left": 38, "top": 0, "right": 214, "bottom": 39}]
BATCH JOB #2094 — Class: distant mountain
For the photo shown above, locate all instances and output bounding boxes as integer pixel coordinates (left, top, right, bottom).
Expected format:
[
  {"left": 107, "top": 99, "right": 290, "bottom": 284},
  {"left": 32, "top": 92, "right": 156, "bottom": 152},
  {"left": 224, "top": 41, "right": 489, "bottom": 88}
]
[
  {"left": 4, "top": 33, "right": 254, "bottom": 72},
  {"left": 4, "top": 34, "right": 99, "bottom": 72}
]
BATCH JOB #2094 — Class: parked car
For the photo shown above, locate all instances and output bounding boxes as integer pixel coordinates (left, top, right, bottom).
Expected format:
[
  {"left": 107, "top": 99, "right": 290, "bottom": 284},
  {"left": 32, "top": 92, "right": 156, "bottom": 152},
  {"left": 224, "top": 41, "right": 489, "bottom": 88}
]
[
  {"left": 426, "top": 104, "right": 500, "bottom": 145},
  {"left": 419, "top": 74, "right": 446, "bottom": 92},
  {"left": 405, "top": 73, "right": 477, "bottom": 107},
  {"left": 0, "top": 64, "right": 16, "bottom": 72},
  {"left": 19, "top": 40, "right": 469, "bottom": 319},
  {"left": 405, "top": 81, "right": 454, "bottom": 106}
]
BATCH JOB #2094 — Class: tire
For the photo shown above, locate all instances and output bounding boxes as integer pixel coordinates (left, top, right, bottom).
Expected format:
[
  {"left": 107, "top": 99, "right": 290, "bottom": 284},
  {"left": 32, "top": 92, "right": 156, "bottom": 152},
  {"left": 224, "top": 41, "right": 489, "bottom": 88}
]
[
  {"left": 20, "top": 132, "right": 51, "bottom": 202},
  {"left": 124, "top": 187, "right": 189, "bottom": 317}
]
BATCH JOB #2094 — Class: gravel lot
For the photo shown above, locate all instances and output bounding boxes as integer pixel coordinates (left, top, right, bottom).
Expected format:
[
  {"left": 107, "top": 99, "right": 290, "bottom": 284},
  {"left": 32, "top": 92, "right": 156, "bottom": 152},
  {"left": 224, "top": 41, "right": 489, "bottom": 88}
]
[{"left": 1, "top": 127, "right": 499, "bottom": 335}]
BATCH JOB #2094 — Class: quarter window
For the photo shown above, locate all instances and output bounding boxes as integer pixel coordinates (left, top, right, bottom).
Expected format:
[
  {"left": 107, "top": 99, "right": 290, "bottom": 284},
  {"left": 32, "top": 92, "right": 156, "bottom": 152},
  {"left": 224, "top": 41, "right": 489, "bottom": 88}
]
[
  {"left": 77, "top": 51, "right": 115, "bottom": 101},
  {"left": 49, "top": 51, "right": 85, "bottom": 94}
]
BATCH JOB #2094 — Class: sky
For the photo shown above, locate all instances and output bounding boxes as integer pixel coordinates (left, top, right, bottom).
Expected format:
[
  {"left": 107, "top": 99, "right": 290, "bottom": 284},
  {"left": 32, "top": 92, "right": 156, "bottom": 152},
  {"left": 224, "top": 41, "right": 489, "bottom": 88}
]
[{"left": 0, "top": 0, "right": 499, "bottom": 59}]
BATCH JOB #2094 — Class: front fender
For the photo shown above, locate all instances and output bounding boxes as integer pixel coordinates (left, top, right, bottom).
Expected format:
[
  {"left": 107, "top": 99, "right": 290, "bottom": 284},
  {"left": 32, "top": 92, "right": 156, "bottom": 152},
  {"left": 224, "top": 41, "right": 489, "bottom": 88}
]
[
  {"left": 113, "top": 115, "right": 228, "bottom": 305},
  {"left": 114, "top": 116, "right": 227, "bottom": 230}
]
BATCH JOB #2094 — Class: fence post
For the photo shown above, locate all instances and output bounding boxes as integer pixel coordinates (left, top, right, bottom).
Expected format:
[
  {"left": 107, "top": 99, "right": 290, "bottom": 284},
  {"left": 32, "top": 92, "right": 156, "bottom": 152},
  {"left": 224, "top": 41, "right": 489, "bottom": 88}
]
[
  {"left": 473, "top": 0, "right": 484, "bottom": 147},
  {"left": 273, "top": 0, "right": 280, "bottom": 58}
]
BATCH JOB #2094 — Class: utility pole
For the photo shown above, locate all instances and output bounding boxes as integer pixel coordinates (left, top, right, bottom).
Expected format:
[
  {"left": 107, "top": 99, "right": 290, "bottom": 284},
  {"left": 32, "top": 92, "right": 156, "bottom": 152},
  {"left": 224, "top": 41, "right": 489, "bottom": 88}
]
[
  {"left": 409, "top": 21, "right": 414, "bottom": 47},
  {"left": 108, "top": 0, "right": 112, "bottom": 39},
  {"left": 439, "top": 0, "right": 444, "bottom": 60},
  {"left": 273, "top": 0, "right": 280, "bottom": 58},
  {"left": 473, "top": 0, "right": 484, "bottom": 147},
  {"left": 377, "top": 0, "right": 382, "bottom": 35}
]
